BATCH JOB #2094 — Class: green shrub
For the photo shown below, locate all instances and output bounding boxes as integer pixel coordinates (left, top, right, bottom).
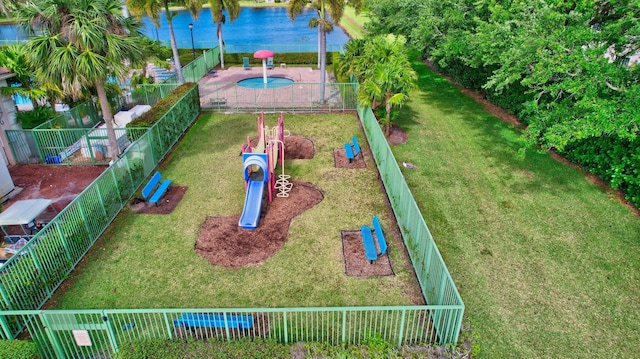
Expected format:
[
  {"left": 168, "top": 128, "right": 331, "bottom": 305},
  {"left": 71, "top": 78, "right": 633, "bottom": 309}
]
[
  {"left": 16, "top": 106, "right": 56, "bottom": 129},
  {"left": 223, "top": 52, "right": 336, "bottom": 66},
  {"left": 562, "top": 135, "right": 640, "bottom": 209},
  {"left": 115, "top": 338, "right": 290, "bottom": 359},
  {"left": 127, "top": 83, "right": 197, "bottom": 128},
  {"left": 0, "top": 340, "right": 39, "bottom": 359}
]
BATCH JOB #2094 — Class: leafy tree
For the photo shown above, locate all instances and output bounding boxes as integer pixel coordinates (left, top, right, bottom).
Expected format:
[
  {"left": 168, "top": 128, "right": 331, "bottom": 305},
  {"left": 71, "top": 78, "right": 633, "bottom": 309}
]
[
  {"left": 127, "top": 0, "right": 202, "bottom": 84},
  {"left": 342, "top": 35, "right": 417, "bottom": 136},
  {"left": 288, "top": 0, "right": 363, "bottom": 103},
  {"left": 208, "top": 0, "right": 240, "bottom": 69},
  {"left": 17, "top": 0, "right": 146, "bottom": 157}
]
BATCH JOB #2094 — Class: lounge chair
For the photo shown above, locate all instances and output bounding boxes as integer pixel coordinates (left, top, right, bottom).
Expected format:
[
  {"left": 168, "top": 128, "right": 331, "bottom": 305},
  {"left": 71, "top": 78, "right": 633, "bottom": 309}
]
[
  {"left": 243, "top": 57, "right": 251, "bottom": 70},
  {"left": 267, "top": 57, "right": 274, "bottom": 70}
]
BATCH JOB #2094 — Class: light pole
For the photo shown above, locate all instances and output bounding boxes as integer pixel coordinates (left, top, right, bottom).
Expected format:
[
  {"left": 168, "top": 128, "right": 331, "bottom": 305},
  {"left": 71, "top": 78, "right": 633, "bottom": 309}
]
[{"left": 188, "top": 23, "right": 195, "bottom": 60}]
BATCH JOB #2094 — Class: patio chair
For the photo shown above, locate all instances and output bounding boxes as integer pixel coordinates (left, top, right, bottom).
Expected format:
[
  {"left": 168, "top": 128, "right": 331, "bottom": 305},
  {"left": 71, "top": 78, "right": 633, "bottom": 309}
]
[
  {"left": 243, "top": 57, "right": 251, "bottom": 70},
  {"left": 267, "top": 57, "right": 274, "bottom": 70}
]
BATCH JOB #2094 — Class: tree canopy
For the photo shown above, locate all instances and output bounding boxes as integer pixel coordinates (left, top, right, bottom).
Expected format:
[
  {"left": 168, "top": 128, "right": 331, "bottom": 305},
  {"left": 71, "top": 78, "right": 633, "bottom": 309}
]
[
  {"left": 16, "top": 0, "right": 146, "bottom": 157},
  {"left": 367, "top": 0, "right": 640, "bottom": 207}
]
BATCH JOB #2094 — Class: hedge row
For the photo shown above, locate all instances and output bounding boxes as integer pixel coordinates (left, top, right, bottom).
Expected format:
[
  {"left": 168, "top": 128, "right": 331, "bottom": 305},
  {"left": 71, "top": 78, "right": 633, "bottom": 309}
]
[
  {"left": 127, "top": 83, "right": 197, "bottom": 128},
  {"left": 562, "top": 136, "right": 640, "bottom": 207},
  {"left": 0, "top": 340, "right": 38, "bottom": 359},
  {"left": 223, "top": 52, "right": 336, "bottom": 66}
]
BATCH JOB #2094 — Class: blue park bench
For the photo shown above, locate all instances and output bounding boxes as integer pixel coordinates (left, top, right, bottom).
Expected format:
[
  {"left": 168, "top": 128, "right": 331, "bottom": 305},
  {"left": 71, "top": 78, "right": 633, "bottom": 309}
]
[
  {"left": 344, "top": 135, "right": 362, "bottom": 163},
  {"left": 142, "top": 171, "right": 172, "bottom": 207},
  {"left": 174, "top": 313, "right": 254, "bottom": 329},
  {"left": 360, "top": 215, "right": 388, "bottom": 264}
]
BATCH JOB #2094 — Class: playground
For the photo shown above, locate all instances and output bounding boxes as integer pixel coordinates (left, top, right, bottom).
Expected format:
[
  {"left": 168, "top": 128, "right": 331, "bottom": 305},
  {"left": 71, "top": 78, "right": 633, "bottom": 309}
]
[{"left": 46, "top": 112, "right": 424, "bottom": 310}]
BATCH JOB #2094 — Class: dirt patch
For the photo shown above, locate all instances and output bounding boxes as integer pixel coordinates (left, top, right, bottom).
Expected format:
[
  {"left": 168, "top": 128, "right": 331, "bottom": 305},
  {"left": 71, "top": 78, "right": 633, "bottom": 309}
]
[
  {"left": 387, "top": 125, "right": 409, "bottom": 146},
  {"left": 129, "top": 186, "right": 188, "bottom": 215},
  {"left": 196, "top": 181, "right": 324, "bottom": 268},
  {"left": 284, "top": 136, "right": 315, "bottom": 159},
  {"left": 6, "top": 165, "right": 106, "bottom": 211},
  {"left": 333, "top": 148, "right": 366, "bottom": 169},
  {"left": 341, "top": 230, "right": 394, "bottom": 277}
]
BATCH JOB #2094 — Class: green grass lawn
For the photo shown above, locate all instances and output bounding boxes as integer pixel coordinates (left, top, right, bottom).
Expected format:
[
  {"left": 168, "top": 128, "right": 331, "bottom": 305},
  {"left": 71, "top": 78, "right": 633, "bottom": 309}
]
[
  {"left": 50, "top": 113, "right": 421, "bottom": 309},
  {"left": 340, "top": 8, "right": 370, "bottom": 39},
  {"left": 392, "top": 59, "right": 640, "bottom": 358}
]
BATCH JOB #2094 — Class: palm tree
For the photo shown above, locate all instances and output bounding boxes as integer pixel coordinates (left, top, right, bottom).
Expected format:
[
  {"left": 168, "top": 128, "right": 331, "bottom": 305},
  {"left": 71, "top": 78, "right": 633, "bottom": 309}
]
[
  {"left": 208, "top": 0, "right": 240, "bottom": 70},
  {"left": 17, "top": 0, "right": 146, "bottom": 157},
  {"left": 358, "top": 58, "right": 417, "bottom": 136},
  {"left": 0, "top": 45, "right": 47, "bottom": 107},
  {"left": 288, "top": 0, "right": 363, "bottom": 104},
  {"left": 345, "top": 35, "right": 417, "bottom": 136},
  {"left": 127, "top": 0, "right": 202, "bottom": 84}
]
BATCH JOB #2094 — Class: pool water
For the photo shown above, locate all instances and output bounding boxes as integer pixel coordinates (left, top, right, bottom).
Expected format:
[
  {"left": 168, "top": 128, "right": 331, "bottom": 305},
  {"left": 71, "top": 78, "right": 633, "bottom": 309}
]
[
  {"left": 237, "top": 77, "right": 294, "bottom": 89},
  {"left": 0, "top": 8, "right": 349, "bottom": 48}
]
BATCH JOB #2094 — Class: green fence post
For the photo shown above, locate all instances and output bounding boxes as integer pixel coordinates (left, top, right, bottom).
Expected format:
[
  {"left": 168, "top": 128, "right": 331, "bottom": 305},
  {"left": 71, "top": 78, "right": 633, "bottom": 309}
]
[
  {"left": 102, "top": 312, "right": 119, "bottom": 354},
  {"left": 54, "top": 223, "right": 72, "bottom": 261},
  {"left": 0, "top": 285, "right": 14, "bottom": 311},
  {"left": 223, "top": 312, "right": 231, "bottom": 342},
  {"left": 0, "top": 314, "right": 13, "bottom": 339},
  {"left": 341, "top": 310, "right": 346, "bottom": 345},
  {"left": 94, "top": 184, "right": 109, "bottom": 220},
  {"left": 41, "top": 313, "right": 68, "bottom": 359},
  {"left": 109, "top": 167, "right": 123, "bottom": 203},
  {"left": 283, "top": 310, "right": 288, "bottom": 344},
  {"left": 163, "top": 312, "right": 173, "bottom": 339},
  {"left": 398, "top": 309, "right": 406, "bottom": 347}
]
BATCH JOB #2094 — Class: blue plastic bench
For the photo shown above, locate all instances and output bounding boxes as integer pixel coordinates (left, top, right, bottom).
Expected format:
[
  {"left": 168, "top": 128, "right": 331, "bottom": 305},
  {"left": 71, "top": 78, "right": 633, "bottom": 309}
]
[
  {"left": 142, "top": 171, "right": 172, "bottom": 206},
  {"left": 372, "top": 215, "right": 388, "bottom": 256},
  {"left": 344, "top": 143, "right": 355, "bottom": 162},
  {"left": 174, "top": 313, "right": 254, "bottom": 329},
  {"left": 352, "top": 135, "right": 361, "bottom": 157},
  {"left": 360, "top": 225, "right": 378, "bottom": 263}
]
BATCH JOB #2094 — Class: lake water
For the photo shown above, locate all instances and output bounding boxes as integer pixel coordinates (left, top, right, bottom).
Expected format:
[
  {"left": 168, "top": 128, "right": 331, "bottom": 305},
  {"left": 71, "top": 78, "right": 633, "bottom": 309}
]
[{"left": 0, "top": 7, "right": 350, "bottom": 49}]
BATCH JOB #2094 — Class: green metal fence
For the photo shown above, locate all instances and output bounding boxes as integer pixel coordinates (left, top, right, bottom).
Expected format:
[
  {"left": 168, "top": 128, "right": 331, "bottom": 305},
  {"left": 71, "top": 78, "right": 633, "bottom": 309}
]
[
  {"left": 6, "top": 101, "right": 104, "bottom": 165},
  {"left": 199, "top": 82, "right": 358, "bottom": 112},
  {"left": 1, "top": 306, "right": 455, "bottom": 359},
  {"left": 0, "top": 86, "right": 201, "bottom": 340},
  {"left": 183, "top": 47, "right": 221, "bottom": 83},
  {"left": 33, "top": 101, "right": 101, "bottom": 130},
  {"left": 357, "top": 105, "right": 465, "bottom": 343},
  {"left": 0, "top": 89, "right": 464, "bottom": 357}
]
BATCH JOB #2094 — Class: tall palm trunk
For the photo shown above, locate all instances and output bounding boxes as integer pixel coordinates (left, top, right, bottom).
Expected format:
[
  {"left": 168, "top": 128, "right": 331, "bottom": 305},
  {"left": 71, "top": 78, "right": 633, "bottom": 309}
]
[
  {"left": 0, "top": 2, "right": 9, "bottom": 19},
  {"left": 317, "top": 27, "right": 321, "bottom": 68},
  {"left": 319, "top": 8, "right": 326, "bottom": 104},
  {"left": 385, "top": 96, "right": 392, "bottom": 137},
  {"left": 165, "top": 2, "right": 185, "bottom": 84},
  {"left": 319, "top": 25, "right": 327, "bottom": 104},
  {"left": 217, "top": 23, "right": 225, "bottom": 69},
  {"left": 95, "top": 80, "right": 120, "bottom": 158}
]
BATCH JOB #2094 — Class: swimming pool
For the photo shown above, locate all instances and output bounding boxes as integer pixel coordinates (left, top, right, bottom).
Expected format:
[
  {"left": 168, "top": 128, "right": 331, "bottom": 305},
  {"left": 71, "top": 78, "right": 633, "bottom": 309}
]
[{"left": 237, "top": 77, "right": 294, "bottom": 89}]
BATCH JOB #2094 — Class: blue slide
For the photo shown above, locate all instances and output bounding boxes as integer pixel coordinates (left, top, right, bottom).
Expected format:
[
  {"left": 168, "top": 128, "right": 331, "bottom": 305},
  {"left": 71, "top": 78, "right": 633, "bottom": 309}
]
[{"left": 238, "top": 179, "right": 265, "bottom": 230}]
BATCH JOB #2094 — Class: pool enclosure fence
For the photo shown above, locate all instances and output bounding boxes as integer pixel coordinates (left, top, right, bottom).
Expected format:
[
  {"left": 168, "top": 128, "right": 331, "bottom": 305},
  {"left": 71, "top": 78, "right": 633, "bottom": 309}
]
[{"left": 5, "top": 47, "right": 356, "bottom": 165}]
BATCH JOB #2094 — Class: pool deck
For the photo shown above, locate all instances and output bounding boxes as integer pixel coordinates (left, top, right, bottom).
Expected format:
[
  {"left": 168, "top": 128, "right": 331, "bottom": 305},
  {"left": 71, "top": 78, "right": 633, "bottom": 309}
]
[
  {"left": 199, "top": 65, "right": 323, "bottom": 84},
  {"left": 197, "top": 65, "right": 349, "bottom": 111}
]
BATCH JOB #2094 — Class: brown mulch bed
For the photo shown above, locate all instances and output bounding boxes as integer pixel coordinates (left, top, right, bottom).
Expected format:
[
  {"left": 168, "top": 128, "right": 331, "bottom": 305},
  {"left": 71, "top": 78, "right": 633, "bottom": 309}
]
[
  {"left": 387, "top": 125, "right": 409, "bottom": 146},
  {"left": 195, "top": 181, "right": 324, "bottom": 268},
  {"left": 129, "top": 186, "right": 188, "bottom": 215},
  {"left": 333, "top": 148, "right": 366, "bottom": 168},
  {"left": 284, "top": 135, "right": 315, "bottom": 159},
  {"left": 341, "top": 230, "right": 394, "bottom": 277}
]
